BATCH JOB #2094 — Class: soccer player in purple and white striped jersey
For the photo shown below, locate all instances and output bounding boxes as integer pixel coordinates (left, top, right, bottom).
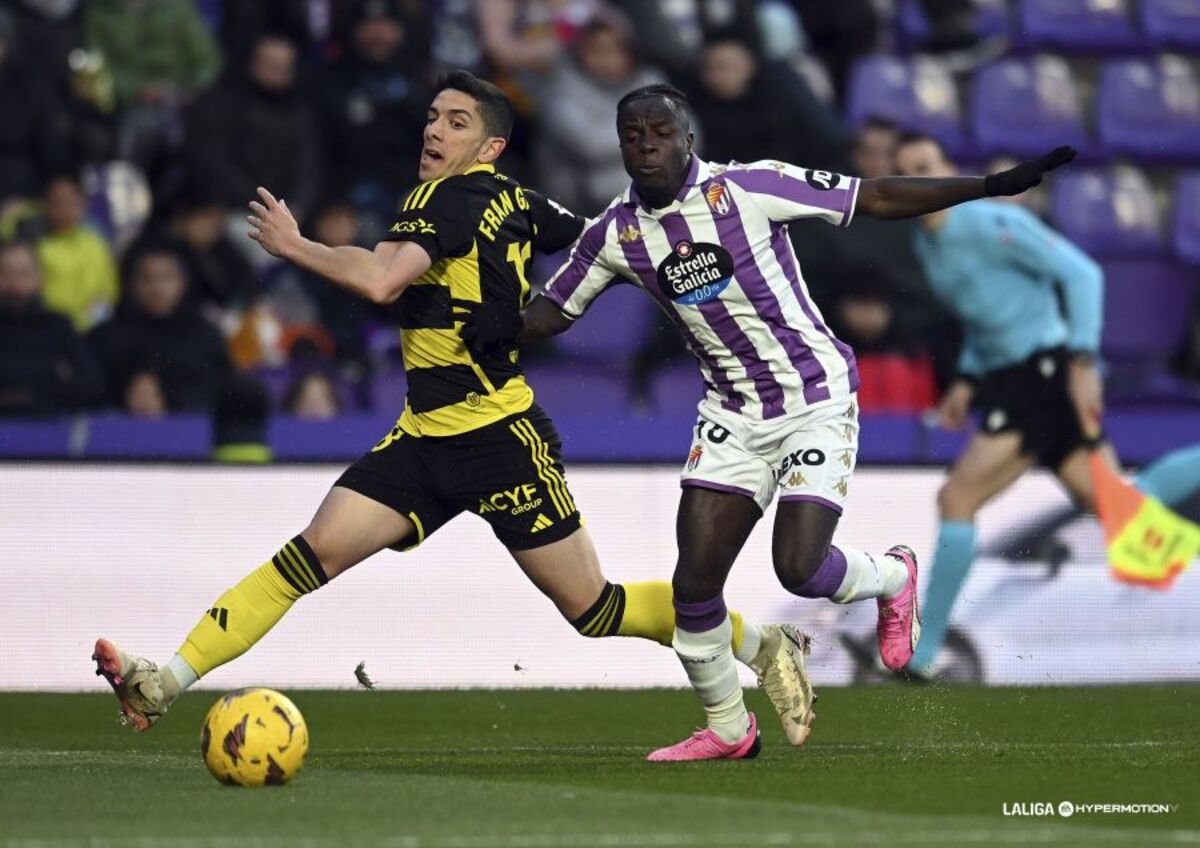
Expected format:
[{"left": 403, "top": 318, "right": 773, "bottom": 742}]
[{"left": 519, "top": 84, "right": 1076, "bottom": 761}]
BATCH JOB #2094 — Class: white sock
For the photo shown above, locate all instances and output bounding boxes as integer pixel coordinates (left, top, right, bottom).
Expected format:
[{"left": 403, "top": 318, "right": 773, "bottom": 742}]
[
  {"left": 673, "top": 617, "right": 750, "bottom": 744},
  {"left": 162, "top": 654, "right": 199, "bottom": 704},
  {"left": 831, "top": 548, "right": 909, "bottom": 603},
  {"left": 734, "top": 620, "right": 762, "bottom": 665}
]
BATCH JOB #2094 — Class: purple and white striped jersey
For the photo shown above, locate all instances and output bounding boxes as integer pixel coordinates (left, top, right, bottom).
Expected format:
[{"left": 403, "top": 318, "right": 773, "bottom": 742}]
[{"left": 544, "top": 154, "right": 861, "bottom": 420}]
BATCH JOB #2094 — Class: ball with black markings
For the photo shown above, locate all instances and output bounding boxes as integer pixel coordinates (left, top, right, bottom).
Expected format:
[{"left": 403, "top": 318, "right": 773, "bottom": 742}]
[{"left": 200, "top": 688, "right": 308, "bottom": 787}]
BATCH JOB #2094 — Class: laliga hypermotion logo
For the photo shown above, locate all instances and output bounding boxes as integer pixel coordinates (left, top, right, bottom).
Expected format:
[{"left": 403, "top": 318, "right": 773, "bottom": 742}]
[{"left": 706, "top": 182, "right": 731, "bottom": 215}]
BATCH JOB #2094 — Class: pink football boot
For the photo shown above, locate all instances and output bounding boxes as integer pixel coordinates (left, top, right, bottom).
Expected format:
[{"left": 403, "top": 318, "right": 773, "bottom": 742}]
[
  {"left": 646, "top": 713, "right": 761, "bottom": 762},
  {"left": 877, "top": 545, "right": 922, "bottom": 670}
]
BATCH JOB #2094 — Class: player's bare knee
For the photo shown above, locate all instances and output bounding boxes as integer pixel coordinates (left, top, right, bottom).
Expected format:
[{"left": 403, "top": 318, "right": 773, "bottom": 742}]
[
  {"left": 772, "top": 543, "right": 827, "bottom": 592},
  {"left": 296, "top": 526, "right": 345, "bottom": 579},
  {"left": 671, "top": 570, "right": 722, "bottom": 605}
]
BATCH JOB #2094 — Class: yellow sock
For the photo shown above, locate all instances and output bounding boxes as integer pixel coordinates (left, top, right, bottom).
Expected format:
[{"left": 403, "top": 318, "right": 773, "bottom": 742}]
[
  {"left": 572, "top": 580, "right": 751, "bottom": 656},
  {"left": 177, "top": 537, "right": 326, "bottom": 677},
  {"left": 616, "top": 581, "right": 675, "bottom": 646}
]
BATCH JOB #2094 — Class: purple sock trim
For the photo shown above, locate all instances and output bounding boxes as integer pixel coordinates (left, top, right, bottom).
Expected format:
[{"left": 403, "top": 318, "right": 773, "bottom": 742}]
[
  {"left": 674, "top": 594, "right": 728, "bottom": 633},
  {"left": 790, "top": 546, "right": 848, "bottom": 598}
]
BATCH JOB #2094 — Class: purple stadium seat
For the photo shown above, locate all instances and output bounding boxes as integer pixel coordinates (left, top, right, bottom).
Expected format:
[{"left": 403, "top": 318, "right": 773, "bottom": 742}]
[
  {"left": 1097, "top": 57, "right": 1200, "bottom": 161},
  {"left": 551, "top": 281, "right": 660, "bottom": 364},
  {"left": 1173, "top": 172, "right": 1200, "bottom": 264},
  {"left": 369, "top": 368, "right": 409, "bottom": 414},
  {"left": 1098, "top": 258, "right": 1200, "bottom": 406},
  {"left": 523, "top": 363, "right": 631, "bottom": 422},
  {"left": 896, "top": 0, "right": 1011, "bottom": 51},
  {"left": 648, "top": 362, "right": 706, "bottom": 415},
  {"left": 1141, "top": 0, "right": 1200, "bottom": 50},
  {"left": 248, "top": 366, "right": 356, "bottom": 412},
  {"left": 970, "top": 56, "right": 1090, "bottom": 158},
  {"left": 1101, "top": 259, "right": 1195, "bottom": 362},
  {"left": 1017, "top": 0, "right": 1143, "bottom": 51},
  {"left": 1050, "top": 166, "right": 1164, "bottom": 257},
  {"left": 846, "top": 55, "right": 969, "bottom": 157}
]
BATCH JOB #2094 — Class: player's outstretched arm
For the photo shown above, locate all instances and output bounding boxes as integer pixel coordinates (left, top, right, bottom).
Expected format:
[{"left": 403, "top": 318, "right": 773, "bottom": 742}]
[
  {"left": 248, "top": 187, "right": 431, "bottom": 304},
  {"left": 857, "top": 146, "right": 1077, "bottom": 220}
]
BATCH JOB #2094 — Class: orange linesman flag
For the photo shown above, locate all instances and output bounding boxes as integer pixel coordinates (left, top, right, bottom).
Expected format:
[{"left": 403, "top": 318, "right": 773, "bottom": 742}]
[{"left": 1090, "top": 452, "right": 1200, "bottom": 590}]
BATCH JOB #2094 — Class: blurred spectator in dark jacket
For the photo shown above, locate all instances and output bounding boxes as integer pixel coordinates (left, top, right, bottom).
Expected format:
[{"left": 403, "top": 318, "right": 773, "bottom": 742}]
[
  {"left": 786, "top": 0, "right": 880, "bottom": 103},
  {"left": 535, "top": 9, "right": 664, "bottom": 216},
  {"left": 270, "top": 198, "right": 384, "bottom": 373},
  {"left": 166, "top": 185, "right": 259, "bottom": 311},
  {"left": 790, "top": 117, "right": 960, "bottom": 388},
  {"left": 83, "top": 0, "right": 222, "bottom": 169},
  {"left": 430, "top": 0, "right": 485, "bottom": 75},
  {"left": 123, "top": 368, "right": 168, "bottom": 417},
  {"left": 610, "top": 0, "right": 760, "bottom": 78},
  {"left": 0, "top": 239, "right": 101, "bottom": 417},
  {"left": 284, "top": 370, "right": 343, "bottom": 419},
  {"left": 35, "top": 172, "right": 120, "bottom": 331},
  {"left": 320, "top": 0, "right": 430, "bottom": 224},
  {"left": 90, "top": 239, "right": 231, "bottom": 412},
  {"left": 688, "top": 35, "right": 846, "bottom": 170},
  {"left": 185, "top": 33, "right": 322, "bottom": 223},
  {"left": 221, "top": 0, "right": 331, "bottom": 65},
  {"left": 0, "top": 10, "right": 73, "bottom": 203}
]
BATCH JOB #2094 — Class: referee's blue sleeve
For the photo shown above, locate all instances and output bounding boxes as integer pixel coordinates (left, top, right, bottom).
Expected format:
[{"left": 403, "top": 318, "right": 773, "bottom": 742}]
[
  {"left": 956, "top": 340, "right": 984, "bottom": 380},
  {"left": 995, "top": 209, "right": 1105, "bottom": 354}
]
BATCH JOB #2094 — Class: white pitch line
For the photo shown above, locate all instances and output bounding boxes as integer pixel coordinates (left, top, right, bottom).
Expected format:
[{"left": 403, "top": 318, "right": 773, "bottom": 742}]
[{"left": 5, "top": 829, "right": 1199, "bottom": 848}]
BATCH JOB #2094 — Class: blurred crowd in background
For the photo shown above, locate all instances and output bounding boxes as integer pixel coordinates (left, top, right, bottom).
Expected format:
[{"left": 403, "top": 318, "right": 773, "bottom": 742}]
[{"left": 1, "top": 0, "right": 1198, "bottom": 424}]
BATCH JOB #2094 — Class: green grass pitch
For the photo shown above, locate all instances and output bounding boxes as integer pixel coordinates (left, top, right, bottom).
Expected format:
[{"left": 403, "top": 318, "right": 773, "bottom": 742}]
[{"left": 1, "top": 686, "right": 1195, "bottom": 847}]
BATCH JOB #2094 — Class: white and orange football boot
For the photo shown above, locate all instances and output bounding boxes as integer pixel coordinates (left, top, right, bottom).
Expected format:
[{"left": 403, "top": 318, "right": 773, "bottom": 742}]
[
  {"left": 92, "top": 638, "right": 168, "bottom": 731},
  {"left": 750, "top": 623, "right": 816, "bottom": 746}
]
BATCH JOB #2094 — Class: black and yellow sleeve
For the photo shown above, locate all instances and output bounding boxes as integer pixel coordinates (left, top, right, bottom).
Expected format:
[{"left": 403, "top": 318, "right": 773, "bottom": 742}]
[
  {"left": 383, "top": 178, "right": 473, "bottom": 262},
  {"left": 525, "top": 189, "right": 586, "bottom": 254}
]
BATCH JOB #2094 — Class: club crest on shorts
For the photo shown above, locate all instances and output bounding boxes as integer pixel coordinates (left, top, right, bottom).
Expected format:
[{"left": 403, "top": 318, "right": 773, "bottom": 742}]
[
  {"left": 686, "top": 443, "right": 704, "bottom": 471},
  {"left": 705, "top": 182, "right": 731, "bottom": 215}
]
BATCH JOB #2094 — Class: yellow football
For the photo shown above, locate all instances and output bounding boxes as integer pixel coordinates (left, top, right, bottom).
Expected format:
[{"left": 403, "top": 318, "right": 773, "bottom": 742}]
[{"left": 200, "top": 688, "right": 308, "bottom": 786}]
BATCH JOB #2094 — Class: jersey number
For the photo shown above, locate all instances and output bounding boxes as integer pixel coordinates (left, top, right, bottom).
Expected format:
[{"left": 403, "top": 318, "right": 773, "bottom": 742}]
[{"left": 506, "top": 241, "right": 532, "bottom": 305}]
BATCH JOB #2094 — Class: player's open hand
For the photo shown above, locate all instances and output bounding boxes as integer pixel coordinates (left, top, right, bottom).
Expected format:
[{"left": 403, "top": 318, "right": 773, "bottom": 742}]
[
  {"left": 247, "top": 187, "right": 300, "bottom": 259},
  {"left": 984, "top": 146, "right": 1077, "bottom": 197},
  {"left": 937, "top": 379, "right": 975, "bottom": 431}
]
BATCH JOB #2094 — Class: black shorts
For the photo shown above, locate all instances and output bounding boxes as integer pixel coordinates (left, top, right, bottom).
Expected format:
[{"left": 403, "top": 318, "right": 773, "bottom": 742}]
[
  {"left": 976, "top": 348, "right": 1092, "bottom": 470},
  {"left": 335, "top": 405, "right": 582, "bottom": 551}
]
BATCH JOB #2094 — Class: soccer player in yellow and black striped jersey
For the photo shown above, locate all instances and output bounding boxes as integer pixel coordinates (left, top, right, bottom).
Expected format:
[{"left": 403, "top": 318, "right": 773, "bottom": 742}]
[{"left": 92, "top": 72, "right": 804, "bottom": 741}]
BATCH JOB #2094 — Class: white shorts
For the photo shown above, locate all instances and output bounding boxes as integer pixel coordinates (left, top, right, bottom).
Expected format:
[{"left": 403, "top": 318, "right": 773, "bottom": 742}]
[{"left": 680, "top": 396, "right": 860, "bottom": 514}]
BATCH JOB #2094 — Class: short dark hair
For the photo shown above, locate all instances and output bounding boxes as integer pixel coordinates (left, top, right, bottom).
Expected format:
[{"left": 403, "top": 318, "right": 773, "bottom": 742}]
[
  {"left": 617, "top": 83, "right": 691, "bottom": 130},
  {"left": 896, "top": 130, "right": 947, "bottom": 157},
  {"left": 861, "top": 116, "right": 901, "bottom": 135},
  {"left": 435, "top": 70, "right": 514, "bottom": 141}
]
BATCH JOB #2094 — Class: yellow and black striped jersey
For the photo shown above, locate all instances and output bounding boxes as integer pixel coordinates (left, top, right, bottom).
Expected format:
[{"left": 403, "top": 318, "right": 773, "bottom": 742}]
[{"left": 381, "top": 163, "right": 584, "bottom": 437}]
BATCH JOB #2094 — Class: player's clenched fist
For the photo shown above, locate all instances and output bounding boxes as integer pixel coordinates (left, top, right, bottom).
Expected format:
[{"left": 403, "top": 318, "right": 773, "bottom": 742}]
[{"left": 247, "top": 186, "right": 300, "bottom": 258}]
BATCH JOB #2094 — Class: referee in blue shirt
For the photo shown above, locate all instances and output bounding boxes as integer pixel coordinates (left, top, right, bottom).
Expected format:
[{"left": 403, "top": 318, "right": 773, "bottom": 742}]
[{"left": 895, "top": 133, "right": 1200, "bottom": 679}]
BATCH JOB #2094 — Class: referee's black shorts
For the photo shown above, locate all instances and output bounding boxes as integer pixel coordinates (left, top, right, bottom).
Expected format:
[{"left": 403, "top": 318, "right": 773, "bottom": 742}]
[
  {"left": 335, "top": 404, "right": 582, "bottom": 551},
  {"left": 976, "top": 347, "right": 1094, "bottom": 470}
]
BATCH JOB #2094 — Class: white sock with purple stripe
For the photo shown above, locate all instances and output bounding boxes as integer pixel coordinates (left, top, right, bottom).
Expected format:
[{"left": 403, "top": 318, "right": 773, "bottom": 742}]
[
  {"left": 790, "top": 546, "right": 908, "bottom": 603},
  {"left": 673, "top": 595, "right": 750, "bottom": 744}
]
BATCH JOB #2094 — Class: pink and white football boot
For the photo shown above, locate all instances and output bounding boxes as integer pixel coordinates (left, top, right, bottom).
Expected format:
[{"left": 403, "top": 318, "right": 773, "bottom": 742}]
[
  {"left": 877, "top": 545, "right": 922, "bottom": 671},
  {"left": 646, "top": 713, "right": 761, "bottom": 762}
]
